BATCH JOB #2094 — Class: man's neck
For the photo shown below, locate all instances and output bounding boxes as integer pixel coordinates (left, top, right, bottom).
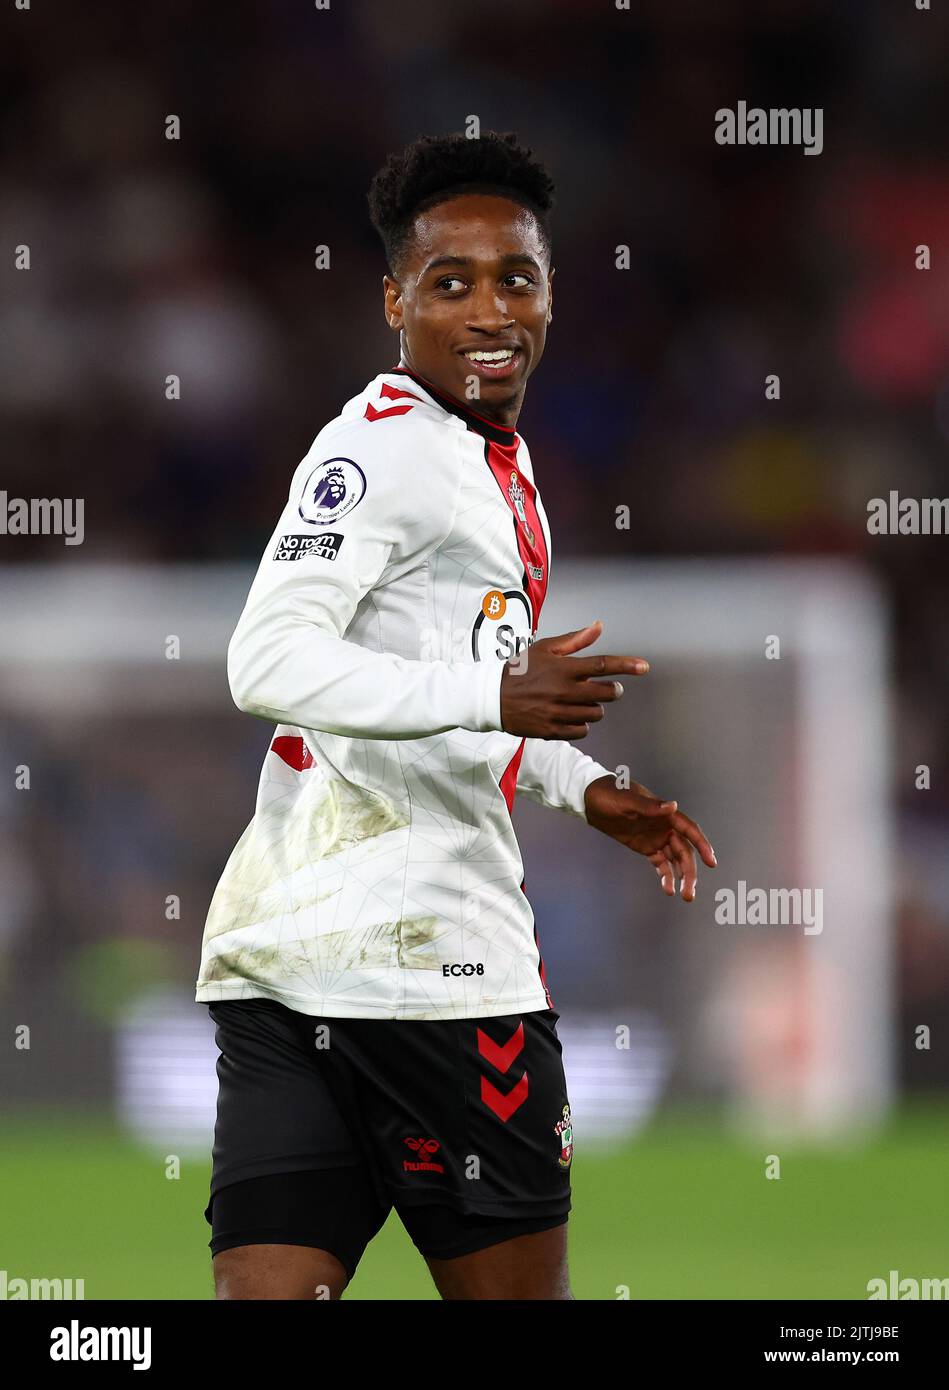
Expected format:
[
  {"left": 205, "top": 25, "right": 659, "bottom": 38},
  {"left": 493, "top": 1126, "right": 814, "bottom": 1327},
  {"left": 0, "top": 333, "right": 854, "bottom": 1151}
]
[{"left": 397, "top": 355, "right": 523, "bottom": 431}]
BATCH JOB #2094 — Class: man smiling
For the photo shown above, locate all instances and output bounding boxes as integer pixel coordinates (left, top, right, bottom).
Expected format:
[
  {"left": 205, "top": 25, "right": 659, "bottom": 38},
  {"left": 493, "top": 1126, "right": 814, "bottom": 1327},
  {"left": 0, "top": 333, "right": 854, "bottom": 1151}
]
[{"left": 196, "top": 130, "right": 715, "bottom": 1301}]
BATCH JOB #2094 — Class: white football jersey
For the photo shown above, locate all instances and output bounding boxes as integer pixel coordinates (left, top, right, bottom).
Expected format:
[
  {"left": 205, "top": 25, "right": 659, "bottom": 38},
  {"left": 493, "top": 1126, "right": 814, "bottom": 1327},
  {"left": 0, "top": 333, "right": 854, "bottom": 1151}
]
[{"left": 195, "top": 364, "right": 614, "bottom": 1019}]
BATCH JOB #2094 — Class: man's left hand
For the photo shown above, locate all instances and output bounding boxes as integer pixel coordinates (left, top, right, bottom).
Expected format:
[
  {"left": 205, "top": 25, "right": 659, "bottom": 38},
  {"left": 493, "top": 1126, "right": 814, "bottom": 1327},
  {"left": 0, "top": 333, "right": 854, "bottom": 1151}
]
[{"left": 583, "top": 774, "right": 717, "bottom": 902}]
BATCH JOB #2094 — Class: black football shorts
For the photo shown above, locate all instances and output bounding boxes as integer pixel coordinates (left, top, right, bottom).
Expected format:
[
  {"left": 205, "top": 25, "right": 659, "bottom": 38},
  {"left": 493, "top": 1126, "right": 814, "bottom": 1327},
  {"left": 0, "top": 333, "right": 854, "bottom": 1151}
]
[{"left": 204, "top": 997, "right": 573, "bottom": 1274}]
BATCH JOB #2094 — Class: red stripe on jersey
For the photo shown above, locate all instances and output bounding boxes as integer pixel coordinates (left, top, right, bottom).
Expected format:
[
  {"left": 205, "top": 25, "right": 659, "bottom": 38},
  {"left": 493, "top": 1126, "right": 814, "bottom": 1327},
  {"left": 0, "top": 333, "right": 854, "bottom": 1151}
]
[
  {"left": 499, "top": 738, "right": 526, "bottom": 816},
  {"left": 270, "top": 736, "right": 315, "bottom": 771},
  {"left": 504, "top": 749, "right": 554, "bottom": 1008},
  {"left": 533, "top": 921, "right": 554, "bottom": 1009},
  {"left": 483, "top": 438, "right": 549, "bottom": 632}
]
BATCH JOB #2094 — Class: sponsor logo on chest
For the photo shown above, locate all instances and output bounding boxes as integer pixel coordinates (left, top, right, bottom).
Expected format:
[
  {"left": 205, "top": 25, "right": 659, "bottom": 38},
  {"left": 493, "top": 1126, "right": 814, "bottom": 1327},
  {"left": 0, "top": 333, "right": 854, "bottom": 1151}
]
[{"left": 471, "top": 588, "right": 533, "bottom": 664}]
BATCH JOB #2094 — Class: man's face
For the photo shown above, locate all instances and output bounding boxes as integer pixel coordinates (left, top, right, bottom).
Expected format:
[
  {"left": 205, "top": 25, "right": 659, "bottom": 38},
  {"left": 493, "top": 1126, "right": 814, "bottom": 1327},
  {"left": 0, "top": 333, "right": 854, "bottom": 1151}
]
[{"left": 383, "top": 193, "right": 553, "bottom": 422}]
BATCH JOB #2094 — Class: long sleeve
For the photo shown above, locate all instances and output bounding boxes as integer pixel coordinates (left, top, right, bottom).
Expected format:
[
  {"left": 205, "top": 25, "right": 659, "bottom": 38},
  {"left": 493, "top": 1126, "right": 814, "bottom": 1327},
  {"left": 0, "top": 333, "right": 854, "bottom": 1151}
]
[
  {"left": 227, "top": 415, "right": 506, "bottom": 740},
  {"left": 515, "top": 737, "right": 615, "bottom": 821}
]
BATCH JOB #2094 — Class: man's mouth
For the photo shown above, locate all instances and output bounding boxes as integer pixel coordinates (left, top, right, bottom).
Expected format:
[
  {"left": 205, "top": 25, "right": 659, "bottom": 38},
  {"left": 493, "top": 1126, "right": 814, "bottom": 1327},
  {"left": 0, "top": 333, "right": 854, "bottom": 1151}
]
[{"left": 460, "top": 347, "right": 522, "bottom": 380}]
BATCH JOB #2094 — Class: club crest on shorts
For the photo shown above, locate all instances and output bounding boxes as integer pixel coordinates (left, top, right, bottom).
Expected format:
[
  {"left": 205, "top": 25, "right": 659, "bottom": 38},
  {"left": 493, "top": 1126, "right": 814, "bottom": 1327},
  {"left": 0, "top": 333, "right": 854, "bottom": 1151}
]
[
  {"left": 554, "top": 1104, "right": 573, "bottom": 1168},
  {"left": 298, "top": 457, "right": 366, "bottom": 525},
  {"left": 508, "top": 470, "right": 535, "bottom": 545}
]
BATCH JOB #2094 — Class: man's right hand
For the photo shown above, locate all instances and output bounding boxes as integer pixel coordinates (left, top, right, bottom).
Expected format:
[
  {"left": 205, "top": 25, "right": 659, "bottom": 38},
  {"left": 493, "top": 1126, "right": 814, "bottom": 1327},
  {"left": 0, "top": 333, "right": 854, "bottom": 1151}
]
[{"left": 499, "top": 620, "right": 650, "bottom": 740}]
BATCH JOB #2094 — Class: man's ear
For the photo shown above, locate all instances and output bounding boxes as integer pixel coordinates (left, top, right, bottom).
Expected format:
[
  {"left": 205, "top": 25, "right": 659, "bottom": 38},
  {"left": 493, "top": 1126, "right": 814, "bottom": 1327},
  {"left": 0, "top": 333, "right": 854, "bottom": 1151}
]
[
  {"left": 383, "top": 274, "right": 403, "bottom": 332},
  {"left": 546, "top": 264, "right": 555, "bottom": 324}
]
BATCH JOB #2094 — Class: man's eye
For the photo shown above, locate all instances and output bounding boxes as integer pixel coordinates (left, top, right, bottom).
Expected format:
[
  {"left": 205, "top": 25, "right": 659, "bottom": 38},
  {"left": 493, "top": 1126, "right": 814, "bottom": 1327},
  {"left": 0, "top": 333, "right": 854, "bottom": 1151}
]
[
  {"left": 436, "top": 277, "right": 466, "bottom": 292},
  {"left": 503, "top": 273, "right": 534, "bottom": 288}
]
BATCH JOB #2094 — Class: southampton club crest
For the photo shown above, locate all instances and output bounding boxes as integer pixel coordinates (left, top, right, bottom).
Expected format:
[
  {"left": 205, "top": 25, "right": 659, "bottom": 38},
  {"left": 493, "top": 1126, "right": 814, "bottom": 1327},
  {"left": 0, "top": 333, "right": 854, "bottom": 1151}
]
[
  {"left": 507, "top": 470, "right": 535, "bottom": 545},
  {"left": 554, "top": 1104, "right": 574, "bottom": 1168}
]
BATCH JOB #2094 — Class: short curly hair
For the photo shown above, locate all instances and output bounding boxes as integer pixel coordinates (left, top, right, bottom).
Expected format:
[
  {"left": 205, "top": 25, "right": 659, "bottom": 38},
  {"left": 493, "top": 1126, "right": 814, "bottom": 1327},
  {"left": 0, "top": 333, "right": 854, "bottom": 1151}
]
[{"left": 367, "top": 130, "right": 556, "bottom": 277}]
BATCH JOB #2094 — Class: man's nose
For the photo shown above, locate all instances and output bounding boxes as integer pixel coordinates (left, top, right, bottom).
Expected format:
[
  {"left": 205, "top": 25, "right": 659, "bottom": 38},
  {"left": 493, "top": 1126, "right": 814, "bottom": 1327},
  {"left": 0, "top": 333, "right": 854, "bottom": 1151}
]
[{"left": 466, "top": 281, "right": 514, "bottom": 330}]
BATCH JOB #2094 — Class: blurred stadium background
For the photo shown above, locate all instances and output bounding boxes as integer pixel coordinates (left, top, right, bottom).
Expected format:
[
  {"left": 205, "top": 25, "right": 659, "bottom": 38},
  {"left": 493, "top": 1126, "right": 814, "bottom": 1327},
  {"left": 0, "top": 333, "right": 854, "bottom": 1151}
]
[{"left": 2, "top": 0, "right": 948, "bottom": 1299}]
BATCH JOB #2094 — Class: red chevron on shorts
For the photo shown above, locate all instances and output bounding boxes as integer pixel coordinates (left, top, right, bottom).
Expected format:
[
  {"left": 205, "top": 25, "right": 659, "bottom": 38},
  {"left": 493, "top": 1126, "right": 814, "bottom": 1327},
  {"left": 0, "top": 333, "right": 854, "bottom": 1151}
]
[
  {"left": 480, "top": 1072, "right": 529, "bottom": 1123},
  {"left": 476, "top": 1021, "right": 525, "bottom": 1074}
]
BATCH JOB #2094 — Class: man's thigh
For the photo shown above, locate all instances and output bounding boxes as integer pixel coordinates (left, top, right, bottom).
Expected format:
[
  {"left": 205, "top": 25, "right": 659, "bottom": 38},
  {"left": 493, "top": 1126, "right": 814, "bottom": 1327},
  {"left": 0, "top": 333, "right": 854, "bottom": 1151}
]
[
  {"left": 399, "top": 1204, "right": 572, "bottom": 1300},
  {"left": 213, "top": 1242, "right": 348, "bottom": 1301},
  {"left": 204, "top": 997, "right": 361, "bottom": 1201},
  {"left": 208, "top": 1166, "right": 390, "bottom": 1297},
  {"left": 204, "top": 999, "right": 390, "bottom": 1294}
]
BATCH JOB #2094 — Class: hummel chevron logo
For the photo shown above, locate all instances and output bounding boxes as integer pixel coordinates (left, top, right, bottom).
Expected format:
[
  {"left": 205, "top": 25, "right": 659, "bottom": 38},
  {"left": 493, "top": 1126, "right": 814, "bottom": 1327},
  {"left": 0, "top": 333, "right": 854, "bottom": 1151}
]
[
  {"left": 477, "top": 1023, "right": 528, "bottom": 1121},
  {"left": 476, "top": 1021, "right": 524, "bottom": 1073},
  {"left": 480, "top": 1072, "right": 528, "bottom": 1123},
  {"left": 364, "top": 383, "right": 422, "bottom": 422}
]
